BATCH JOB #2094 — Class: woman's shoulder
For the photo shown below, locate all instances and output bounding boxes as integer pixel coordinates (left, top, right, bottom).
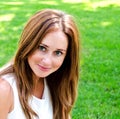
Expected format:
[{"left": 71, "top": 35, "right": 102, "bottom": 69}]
[
  {"left": 0, "top": 77, "right": 14, "bottom": 101},
  {"left": 0, "top": 77, "right": 12, "bottom": 96},
  {"left": 0, "top": 73, "right": 16, "bottom": 85},
  {"left": 0, "top": 77, "right": 14, "bottom": 116}
]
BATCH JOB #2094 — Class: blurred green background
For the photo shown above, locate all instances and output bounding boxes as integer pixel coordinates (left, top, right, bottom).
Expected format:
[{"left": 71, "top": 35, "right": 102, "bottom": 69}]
[{"left": 0, "top": 0, "right": 120, "bottom": 118}]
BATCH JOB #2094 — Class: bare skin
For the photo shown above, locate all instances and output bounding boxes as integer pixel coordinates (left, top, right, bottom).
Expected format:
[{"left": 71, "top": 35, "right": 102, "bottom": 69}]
[
  {"left": 0, "top": 78, "right": 14, "bottom": 119},
  {"left": 32, "top": 76, "right": 44, "bottom": 99}
]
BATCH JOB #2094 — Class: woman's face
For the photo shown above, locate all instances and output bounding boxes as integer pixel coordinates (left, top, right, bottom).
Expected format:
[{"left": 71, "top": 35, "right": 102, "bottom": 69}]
[{"left": 28, "top": 30, "right": 68, "bottom": 79}]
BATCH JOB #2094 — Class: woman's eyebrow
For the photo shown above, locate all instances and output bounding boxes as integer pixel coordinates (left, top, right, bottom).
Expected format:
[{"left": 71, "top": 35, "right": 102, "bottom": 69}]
[
  {"left": 39, "top": 43, "right": 48, "bottom": 48},
  {"left": 56, "top": 49, "right": 67, "bottom": 52},
  {"left": 40, "top": 43, "right": 67, "bottom": 52}
]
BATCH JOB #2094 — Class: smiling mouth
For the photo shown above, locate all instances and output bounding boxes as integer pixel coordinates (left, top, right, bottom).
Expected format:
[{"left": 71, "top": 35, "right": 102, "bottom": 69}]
[{"left": 38, "top": 64, "right": 50, "bottom": 71}]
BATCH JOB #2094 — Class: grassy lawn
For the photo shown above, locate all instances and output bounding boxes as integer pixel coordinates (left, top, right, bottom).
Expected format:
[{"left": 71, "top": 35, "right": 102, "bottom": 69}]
[{"left": 0, "top": 0, "right": 120, "bottom": 118}]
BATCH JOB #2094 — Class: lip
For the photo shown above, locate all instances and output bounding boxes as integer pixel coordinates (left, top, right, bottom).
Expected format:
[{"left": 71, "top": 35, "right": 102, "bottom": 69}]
[{"left": 37, "top": 64, "right": 51, "bottom": 71}]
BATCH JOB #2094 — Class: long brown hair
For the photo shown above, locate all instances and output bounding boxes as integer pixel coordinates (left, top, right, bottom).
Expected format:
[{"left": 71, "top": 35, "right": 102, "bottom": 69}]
[{"left": 0, "top": 9, "right": 79, "bottom": 119}]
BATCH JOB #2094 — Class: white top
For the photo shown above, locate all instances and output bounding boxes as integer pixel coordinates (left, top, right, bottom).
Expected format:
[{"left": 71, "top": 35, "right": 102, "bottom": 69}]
[{"left": 2, "top": 73, "right": 53, "bottom": 119}]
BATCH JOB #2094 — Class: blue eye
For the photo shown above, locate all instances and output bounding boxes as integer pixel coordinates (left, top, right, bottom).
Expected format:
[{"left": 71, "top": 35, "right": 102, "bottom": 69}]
[
  {"left": 55, "top": 51, "right": 63, "bottom": 56},
  {"left": 38, "top": 45, "right": 46, "bottom": 52}
]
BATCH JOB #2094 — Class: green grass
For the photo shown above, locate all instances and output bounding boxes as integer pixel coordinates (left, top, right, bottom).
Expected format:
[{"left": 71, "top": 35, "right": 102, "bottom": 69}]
[{"left": 0, "top": 0, "right": 120, "bottom": 119}]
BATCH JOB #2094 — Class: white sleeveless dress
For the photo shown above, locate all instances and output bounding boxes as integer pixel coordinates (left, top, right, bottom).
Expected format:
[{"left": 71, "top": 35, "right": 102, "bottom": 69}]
[{"left": 2, "top": 73, "right": 53, "bottom": 119}]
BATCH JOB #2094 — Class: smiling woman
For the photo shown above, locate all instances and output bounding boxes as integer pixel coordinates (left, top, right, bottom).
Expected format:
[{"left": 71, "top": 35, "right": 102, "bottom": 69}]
[{"left": 0, "top": 9, "right": 80, "bottom": 119}]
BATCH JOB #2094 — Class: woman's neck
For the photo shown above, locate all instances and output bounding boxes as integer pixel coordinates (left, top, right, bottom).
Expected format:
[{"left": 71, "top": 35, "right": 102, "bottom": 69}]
[{"left": 32, "top": 76, "right": 44, "bottom": 99}]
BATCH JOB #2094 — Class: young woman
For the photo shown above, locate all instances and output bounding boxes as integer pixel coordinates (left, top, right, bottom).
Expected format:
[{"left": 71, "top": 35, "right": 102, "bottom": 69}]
[{"left": 0, "top": 9, "right": 80, "bottom": 119}]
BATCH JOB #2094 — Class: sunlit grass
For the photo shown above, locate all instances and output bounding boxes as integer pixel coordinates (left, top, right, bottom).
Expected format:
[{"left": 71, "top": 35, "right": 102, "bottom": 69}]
[
  {"left": 63, "top": 0, "right": 83, "bottom": 3},
  {"left": 1, "top": 1, "right": 24, "bottom": 5},
  {"left": 101, "top": 21, "right": 112, "bottom": 27},
  {"left": 37, "top": 1, "right": 58, "bottom": 5},
  {"left": 90, "top": 0, "right": 120, "bottom": 9},
  {"left": 0, "top": 14, "right": 15, "bottom": 22}
]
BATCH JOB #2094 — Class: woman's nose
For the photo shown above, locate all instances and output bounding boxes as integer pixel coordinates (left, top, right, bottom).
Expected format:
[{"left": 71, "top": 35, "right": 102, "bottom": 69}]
[{"left": 41, "top": 53, "right": 53, "bottom": 65}]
